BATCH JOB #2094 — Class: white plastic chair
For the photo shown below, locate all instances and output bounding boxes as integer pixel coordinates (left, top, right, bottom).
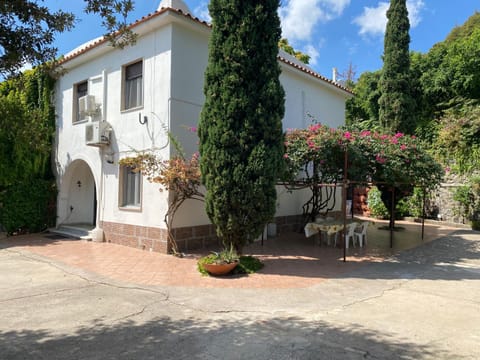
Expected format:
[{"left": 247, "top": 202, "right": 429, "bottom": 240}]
[
  {"left": 354, "top": 221, "right": 369, "bottom": 247},
  {"left": 343, "top": 223, "right": 358, "bottom": 249}
]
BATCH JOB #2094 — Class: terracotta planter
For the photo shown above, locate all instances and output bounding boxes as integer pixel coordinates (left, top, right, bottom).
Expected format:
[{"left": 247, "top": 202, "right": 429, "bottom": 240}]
[{"left": 203, "top": 261, "right": 238, "bottom": 276}]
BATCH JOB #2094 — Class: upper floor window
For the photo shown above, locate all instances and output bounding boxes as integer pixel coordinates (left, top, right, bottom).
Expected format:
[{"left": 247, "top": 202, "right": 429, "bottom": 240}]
[
  {"left": 123, "top": 60, "right": 143, "bottom": 110},
  {"left": 73, "top": 80, "right": 88, "bottom": 123},
  {"left": 119, "top": 165, "right": 142, "bottom": 209}
]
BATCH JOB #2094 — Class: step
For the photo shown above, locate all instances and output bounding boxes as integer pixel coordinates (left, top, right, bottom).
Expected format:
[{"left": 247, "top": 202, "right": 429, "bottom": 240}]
[{"left": 49, "top": 225, "right": 93, "bottom": 240}]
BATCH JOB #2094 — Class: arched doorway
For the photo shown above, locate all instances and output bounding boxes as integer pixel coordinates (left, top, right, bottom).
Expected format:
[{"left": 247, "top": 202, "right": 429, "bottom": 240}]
[{"left": 58, "top": 159, "right": 97, "bottom": 227}]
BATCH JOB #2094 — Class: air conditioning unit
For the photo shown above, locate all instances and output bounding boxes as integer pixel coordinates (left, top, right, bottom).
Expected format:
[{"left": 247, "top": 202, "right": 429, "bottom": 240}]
[
  {"left": 78, "top": 95, "right": 97, "bottom": 117},
  {"left": 85, "top": 121, "right": 111, "bottom": 147}
]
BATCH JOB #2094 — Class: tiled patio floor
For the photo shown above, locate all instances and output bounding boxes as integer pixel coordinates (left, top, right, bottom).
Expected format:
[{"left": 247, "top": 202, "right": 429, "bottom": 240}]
[{"left": 2, "top": 219, "right": 458, "bottom": 289}]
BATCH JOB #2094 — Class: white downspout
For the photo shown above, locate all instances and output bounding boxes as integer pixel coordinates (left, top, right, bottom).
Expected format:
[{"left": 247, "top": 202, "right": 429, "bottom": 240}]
[{"left": 92, "top": 69, "right": 108, "bottom": 242}]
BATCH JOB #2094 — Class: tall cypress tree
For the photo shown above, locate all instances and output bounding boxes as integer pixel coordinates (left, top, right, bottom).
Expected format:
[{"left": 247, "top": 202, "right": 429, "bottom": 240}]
[
  {"left": 378, "top": 0, "right": 415, "bottom": 133},
  {"left": 198, "top": 0, "right": 285, "bottom": 252}
]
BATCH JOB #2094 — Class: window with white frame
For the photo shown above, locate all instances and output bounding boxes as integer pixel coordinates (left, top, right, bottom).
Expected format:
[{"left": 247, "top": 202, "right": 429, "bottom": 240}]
[
  {"left": 123, "top": 60, "right": 143, "bottom": 110},
  {"left": 120, "top": 165, "right": 142, "bottom": 208},
  {"left": 73, "top": 80, "right": 88, "bottom": 122}
]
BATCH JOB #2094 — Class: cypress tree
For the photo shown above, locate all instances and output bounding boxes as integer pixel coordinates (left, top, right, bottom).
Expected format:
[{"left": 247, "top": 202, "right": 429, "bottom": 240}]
[
  {"left": 378, "top": 0, "right": 416, "bottom": 133},
  {"left": 198, "top": 0, "right": 285, "bottom": 252}
]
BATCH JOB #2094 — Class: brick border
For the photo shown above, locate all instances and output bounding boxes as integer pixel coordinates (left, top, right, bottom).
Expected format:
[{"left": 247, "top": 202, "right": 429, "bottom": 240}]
[
  {"left": 101, "top": 221, "right": 169, "bottom": 253},
  {"left": 101, "top": 214, "right": 315, "bottom": 253}
]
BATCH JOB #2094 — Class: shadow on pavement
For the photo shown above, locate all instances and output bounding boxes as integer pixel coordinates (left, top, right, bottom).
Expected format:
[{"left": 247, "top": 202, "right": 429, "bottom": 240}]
[{"left": 0, "top": 315, "right": 450, "bottom": 360}]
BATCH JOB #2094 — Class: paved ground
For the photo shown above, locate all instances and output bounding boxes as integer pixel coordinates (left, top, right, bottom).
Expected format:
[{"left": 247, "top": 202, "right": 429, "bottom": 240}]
[{"left": 1, "top": 222, "right": 479, "bottom": 359}]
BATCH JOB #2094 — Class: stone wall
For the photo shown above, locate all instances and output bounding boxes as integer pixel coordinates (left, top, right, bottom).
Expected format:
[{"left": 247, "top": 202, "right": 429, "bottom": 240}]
[{"left": 432, "top": 173, "right": 471, "bottom": 224}]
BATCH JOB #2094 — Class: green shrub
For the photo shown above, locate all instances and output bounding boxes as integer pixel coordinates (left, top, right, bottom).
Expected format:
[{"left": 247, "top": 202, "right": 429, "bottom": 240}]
[
  {"left": 472, "top": 220, "right": 480, "bottom": 231},
  {"left": 367, "top": 187, "right": 389, "bottom": 218},
  {"left": 0, "top": 179, "right": 56, "bottom": 235},
  {"left": 406, "top": 187, "right": 427, "bottom": 218}
]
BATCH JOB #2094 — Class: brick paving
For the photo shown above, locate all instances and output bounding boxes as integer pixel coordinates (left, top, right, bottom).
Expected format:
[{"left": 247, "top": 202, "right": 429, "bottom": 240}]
[{"left": 2, "top": 219, "right": 457, "bottom": 289}]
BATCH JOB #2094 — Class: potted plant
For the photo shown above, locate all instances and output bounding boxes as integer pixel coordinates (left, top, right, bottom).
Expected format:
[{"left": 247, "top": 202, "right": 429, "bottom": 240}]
[{"left": 198, "top": 244, "right": 239, "bottom": 276}]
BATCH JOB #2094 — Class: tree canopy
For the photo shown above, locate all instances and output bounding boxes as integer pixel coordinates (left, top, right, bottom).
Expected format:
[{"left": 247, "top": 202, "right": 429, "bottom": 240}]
[
  {"left": 199, "top": 0, "right": 285, "bottom": 252},
  {"left": 278, "top": 38, "right": 310, "bottom": 64},
  {"left": 283, "top": 123, "right": 444, "bottom": 226},
  {"left": 347, "top": 10, "right": 480, "bottom": 177},
  {"left": 378, "top": 0, "right": 415, "bottom": 133},
  {"left": 0, "top": 0, "right": 135, "bottom": 76}
]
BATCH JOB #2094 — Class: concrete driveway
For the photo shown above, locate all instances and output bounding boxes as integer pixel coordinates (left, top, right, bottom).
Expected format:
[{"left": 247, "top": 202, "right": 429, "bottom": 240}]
[{"left": 1, "top": 229, "right": 479, "bottom": 359}]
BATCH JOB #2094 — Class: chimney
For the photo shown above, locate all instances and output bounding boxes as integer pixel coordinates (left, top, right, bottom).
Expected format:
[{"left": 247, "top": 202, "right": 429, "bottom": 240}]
[{"left": 332, "top": 67, "right": 337, "bottom": 82}]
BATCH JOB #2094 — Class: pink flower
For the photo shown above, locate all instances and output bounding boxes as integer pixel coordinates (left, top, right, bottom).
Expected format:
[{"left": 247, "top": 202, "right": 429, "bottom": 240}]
[
  {"left": 445, "top": 166, "right": 451, "bottom": 173},
  {"left": 400, "top": 144, "right": 407, "bottom": 151},
  {"left": 360, "top": 130, "right": 371, "bottom": 137},
  {"left": 376, "top": 155, "right": 386, "bottom": 164},
  {"left": 344, "top": 131, "right": 352, "bottom": 140},
  {"left": 283, "top": 153, "right": 289, "bottom": 159},
  {"left": 391, "top": 137, "right": 399, "bottom": 144},
  {"left": 395, "top": 132, "right": 404, "bottom": 138}
]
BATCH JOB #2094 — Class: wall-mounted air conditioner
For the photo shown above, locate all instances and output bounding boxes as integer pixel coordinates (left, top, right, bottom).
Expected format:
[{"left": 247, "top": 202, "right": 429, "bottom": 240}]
[
  {"left": 79, "top": 95, "right": 97, "bottom": 117},
  {"left": 85, "top": 121, "right": 111, "bottom": 147}
]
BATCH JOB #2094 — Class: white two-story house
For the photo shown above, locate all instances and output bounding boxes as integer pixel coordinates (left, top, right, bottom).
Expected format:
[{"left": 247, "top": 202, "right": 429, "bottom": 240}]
[{"left": 53, "top": 0, "right": 353, "bottom": 253}]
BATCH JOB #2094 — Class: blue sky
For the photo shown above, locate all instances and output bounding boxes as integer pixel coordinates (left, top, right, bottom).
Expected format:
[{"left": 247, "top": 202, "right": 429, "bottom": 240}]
[{"left": 46, "top": 0, "right": 479, "bottom": 80}]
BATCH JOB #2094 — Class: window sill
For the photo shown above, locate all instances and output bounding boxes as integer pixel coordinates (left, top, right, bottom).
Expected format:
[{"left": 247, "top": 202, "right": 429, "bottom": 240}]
[
  {"left": 121, "top": 105, "right": 144, "bottom": 114},
  {"left": 119, "top": 205, "right": 142, "bottom": 212},
  {"left": 73, "top": 119, "right": 89, "bottom": 125}
]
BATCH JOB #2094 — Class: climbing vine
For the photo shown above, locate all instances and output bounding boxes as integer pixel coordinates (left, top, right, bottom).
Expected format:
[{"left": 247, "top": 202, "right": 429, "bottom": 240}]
[
  {"left": 0, "top": 67, "right": 57, "bottom": 234},
  {"left": 119, "top": 148, "right": 203, "bottom": 255}
]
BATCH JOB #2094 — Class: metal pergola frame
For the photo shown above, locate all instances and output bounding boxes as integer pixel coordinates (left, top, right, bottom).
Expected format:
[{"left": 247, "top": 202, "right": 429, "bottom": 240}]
[{"left": 279, "top": 149, "right": 429, "bottom": 262}]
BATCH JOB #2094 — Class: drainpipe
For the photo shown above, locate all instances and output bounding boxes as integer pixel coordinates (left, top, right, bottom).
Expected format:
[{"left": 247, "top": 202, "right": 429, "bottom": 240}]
[{"left": 92, "top": 69, "right": 108, "bottom": 242}]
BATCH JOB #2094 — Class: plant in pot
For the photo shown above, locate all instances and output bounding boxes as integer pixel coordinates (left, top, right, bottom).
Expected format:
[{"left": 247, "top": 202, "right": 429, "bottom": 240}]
[{"left": 198, "top": 244, "right": 240, "bottom": 276}]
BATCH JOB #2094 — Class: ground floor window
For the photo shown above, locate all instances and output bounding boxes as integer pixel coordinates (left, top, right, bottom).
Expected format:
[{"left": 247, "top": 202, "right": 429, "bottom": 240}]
[{"left": 120, "top": 165, "right": 142, "bottom": 208}]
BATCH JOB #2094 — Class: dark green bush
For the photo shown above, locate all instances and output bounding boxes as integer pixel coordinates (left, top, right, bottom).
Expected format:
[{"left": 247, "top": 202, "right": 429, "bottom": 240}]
[{"left": 0, "top": 179, "right": 56, "bottom": 235}]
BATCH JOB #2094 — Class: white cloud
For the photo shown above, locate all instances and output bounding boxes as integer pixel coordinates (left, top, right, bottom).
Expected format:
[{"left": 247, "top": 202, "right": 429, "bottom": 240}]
[
  {"left": 194, "top": 1, "right": 211, "bottom": 22},
  {"left": 279, "top": 0, "right": 351, "bottom": 43},
  {"left": 304, "top": 43, "right": 321, "bottom": 66},
  {"left": 353, "top": 0, "right": 425, "bottom": 37},
  {"left": 408, "top": 0, "right": 425, "bottom": 27},
  {"left": 353, "top": 1, "right": 389, "bottom": 37}
]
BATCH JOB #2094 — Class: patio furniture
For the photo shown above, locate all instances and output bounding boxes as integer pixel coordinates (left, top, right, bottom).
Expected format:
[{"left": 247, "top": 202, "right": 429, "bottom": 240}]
[
  {"left": 305, "top": 219, "right": 361, "bottom": 247},
  {"left": 344, "top": 222, "right": 358, "bottom": 249},
  {"left": 354, "top": 221, "right": 369, "bottom": 247},
  {"left": 304, "top": 221, "right": 344, "bottom": 244}
]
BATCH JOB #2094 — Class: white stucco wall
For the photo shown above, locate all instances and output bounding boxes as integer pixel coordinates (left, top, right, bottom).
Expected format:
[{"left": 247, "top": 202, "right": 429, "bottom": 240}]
[
  {"left": 56, "top": 21, "right": 175, "bottom": 230},
  {"left": 55, "top": 10, "right": 350, "bottom": 232},
  {"left": 168, "top": 21, "right": 350, "bottom": 227}
]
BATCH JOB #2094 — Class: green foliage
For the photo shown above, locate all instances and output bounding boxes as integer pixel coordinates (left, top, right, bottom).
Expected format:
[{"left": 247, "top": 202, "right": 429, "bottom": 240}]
[
  {"left": 346, "top": 71, "right": 381, "bottom": 127},
  {"left": 197, "top": 254, "right": 264, "bottom": 276},
  {"left": 0, "top": 2, "right": 74, "bottom": 75},
  {"left": 283, "top": 124, "right": 444, "bottom": 223},
  {"left": 0, "top": 179, "right": 57, "bottom": 235},
  {"left": 445, "top": 12, "right": 480, "bottom": 43},
  {"left": 405, "top": 187, "right": 427, "bottom": 218},
  {"left": 0, "top": 69, "right": 55, "bottom": 187},
  {"left": 452, "top": 176, "right": 480, "bottom": 225},
  {"left": 378, "top": 0, "right": 416, "bottom": 133},
  {"left": 368, "top": 186, "right": 427, "bottom": 219},
  {"left": 367, "top": 187, "right": 389, "bottom": 219},
  {"left": 278, "top": 38, "right": 310, "bottom": 64},
  {"left": 232, "top": 256, "right": 264, "bottom": 275},
  {"left": 434, "top": 102, "right": 480, "bottom": 174},
  {"left": 199, "top": 0, "right": 285, "bottom": 252},
  {"left": 0, "top": 1, "right": 136, "bottom": 76},
  {"left": 0, "top": 68, "right": 57, "bottom": 235}
]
